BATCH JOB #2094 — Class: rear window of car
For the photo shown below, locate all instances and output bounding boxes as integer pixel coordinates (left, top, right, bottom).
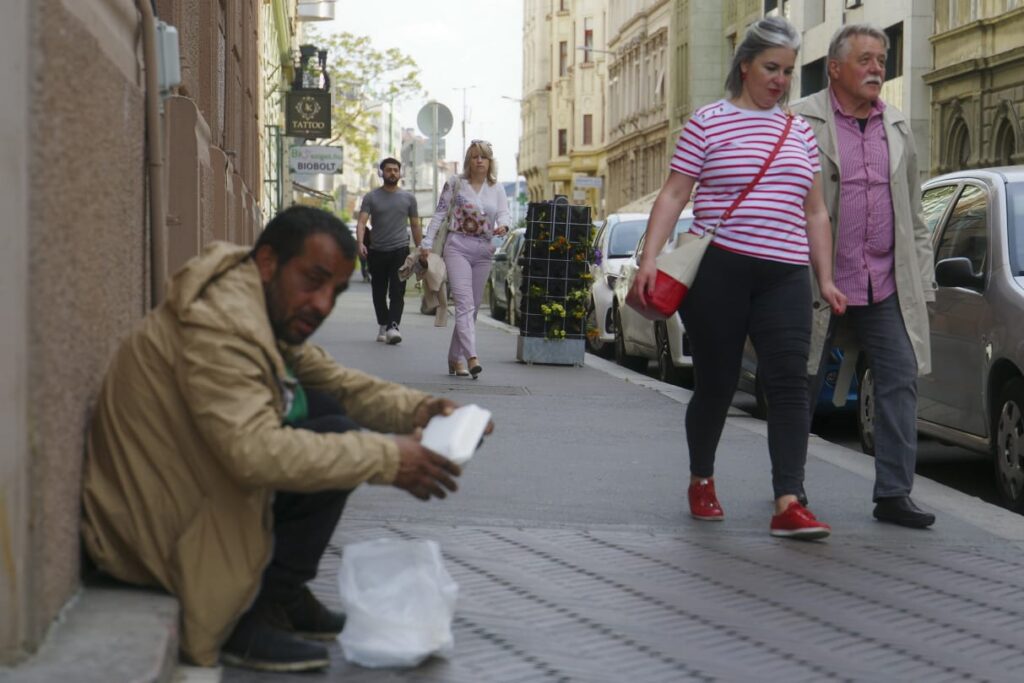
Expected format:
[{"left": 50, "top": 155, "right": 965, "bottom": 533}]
[{"left": 607, "top": 220, "right": 648, "bottom": 258}]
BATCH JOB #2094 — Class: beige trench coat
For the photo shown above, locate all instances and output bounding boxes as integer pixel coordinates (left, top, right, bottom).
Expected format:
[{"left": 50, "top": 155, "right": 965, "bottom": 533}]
[
  {"left": 81, "top": 242, "right": 430, "bottom": 665},
  {"left": 793, "top": 90, "right": 936, "bottom": 398}
]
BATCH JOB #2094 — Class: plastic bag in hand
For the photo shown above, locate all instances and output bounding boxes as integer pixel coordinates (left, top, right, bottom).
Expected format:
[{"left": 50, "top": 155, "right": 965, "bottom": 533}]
[{"left": 337, "top": 538, "right": 459, "bottom": 668}]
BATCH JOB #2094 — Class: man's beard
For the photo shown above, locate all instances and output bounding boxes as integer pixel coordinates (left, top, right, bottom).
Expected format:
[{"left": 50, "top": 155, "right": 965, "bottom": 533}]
[{"left": 382, "top": 176, "right": 399, "bottom": 187}]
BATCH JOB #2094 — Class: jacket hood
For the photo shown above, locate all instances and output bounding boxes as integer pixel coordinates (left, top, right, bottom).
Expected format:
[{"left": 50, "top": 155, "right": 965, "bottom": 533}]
[{"left": 166, "top": 241, "right": 255, "bottom": 313}]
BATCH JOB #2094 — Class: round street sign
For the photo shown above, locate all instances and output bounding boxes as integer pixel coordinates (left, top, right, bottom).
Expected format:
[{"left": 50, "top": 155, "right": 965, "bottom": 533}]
[{"left": 417, "top": 101, "right": 453, "bottom": 138}]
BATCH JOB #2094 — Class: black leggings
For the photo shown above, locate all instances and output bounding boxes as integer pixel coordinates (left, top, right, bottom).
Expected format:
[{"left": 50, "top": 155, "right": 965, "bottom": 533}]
[
  {"left": 680, "top": 245, "right": 812, "bottom": 499},
  {"left": 367, "top": 246, "right": 410, "bottom": 327}
]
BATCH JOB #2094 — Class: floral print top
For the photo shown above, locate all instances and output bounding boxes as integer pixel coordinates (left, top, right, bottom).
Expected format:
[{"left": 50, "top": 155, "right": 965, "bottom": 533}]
[{"left": 422, "top": 175, "right": 511, "bottom": 249}]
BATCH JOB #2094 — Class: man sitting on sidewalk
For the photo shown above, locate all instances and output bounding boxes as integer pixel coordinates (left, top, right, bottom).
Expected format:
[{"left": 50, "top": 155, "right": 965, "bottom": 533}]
[{"left": 81, "top": 206, "right": 469, "bottom": 673}]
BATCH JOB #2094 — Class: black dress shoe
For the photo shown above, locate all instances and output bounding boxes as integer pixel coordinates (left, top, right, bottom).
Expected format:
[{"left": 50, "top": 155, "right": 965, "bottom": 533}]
[
  {"left": 873, "top": 496, "right": 936, "bottom": 529},
  {"left": 221, "top": 601, "right": 329, "bottom": 672},
  {"left": 282, "top": 586, "right": 346, "bottom": 641}
]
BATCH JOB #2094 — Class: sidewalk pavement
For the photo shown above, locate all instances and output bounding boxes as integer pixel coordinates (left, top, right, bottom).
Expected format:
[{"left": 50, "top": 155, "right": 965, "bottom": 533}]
[{"left": 7, "top": 278, "right": 1024, "bottom": 683}]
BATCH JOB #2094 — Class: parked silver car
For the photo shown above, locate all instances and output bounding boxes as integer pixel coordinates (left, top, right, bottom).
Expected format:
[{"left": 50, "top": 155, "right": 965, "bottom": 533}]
[
  {"left": 857, "top": 166, "right": 1024, "bottom": 510},
  {"left": 586, "top": 213, "right": 651, "bottom": 356},
  {"left": 610, "top": 211, "right": 696, "bottom": 384}
]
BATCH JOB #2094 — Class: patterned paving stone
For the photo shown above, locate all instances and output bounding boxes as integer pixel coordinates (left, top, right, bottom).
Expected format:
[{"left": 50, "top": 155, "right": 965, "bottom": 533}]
[{"left": 223, "top": 519, "right": 1024, "bottom": 683}]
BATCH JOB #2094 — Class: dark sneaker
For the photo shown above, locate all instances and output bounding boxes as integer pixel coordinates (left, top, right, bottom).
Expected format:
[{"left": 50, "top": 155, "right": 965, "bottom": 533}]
[
  {"left": 282, "top": 586, "right": 346, "bottom": 641},
  {"left": 873, "top": 495, "right": 935, "bottom": 529},
  {"left": 221, "top": 602, "right": 329, "bottom": 672}
]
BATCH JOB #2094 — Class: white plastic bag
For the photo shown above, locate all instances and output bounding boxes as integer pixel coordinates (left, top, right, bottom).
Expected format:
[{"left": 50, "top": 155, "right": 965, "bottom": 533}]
[{"left": 337, "top": 538, "right": 459, "bottom": 668}]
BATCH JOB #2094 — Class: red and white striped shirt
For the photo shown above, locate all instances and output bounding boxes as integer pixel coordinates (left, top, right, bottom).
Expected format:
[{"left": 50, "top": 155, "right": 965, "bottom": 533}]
[{"left": 670, "top": 99, "right": 821, "bottom": 265}]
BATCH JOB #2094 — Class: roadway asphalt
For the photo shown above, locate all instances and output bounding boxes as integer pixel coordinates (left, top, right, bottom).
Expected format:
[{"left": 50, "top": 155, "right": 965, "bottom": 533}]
[{"left": 220, "top": 278, "right": 1024, "bottom": 683}]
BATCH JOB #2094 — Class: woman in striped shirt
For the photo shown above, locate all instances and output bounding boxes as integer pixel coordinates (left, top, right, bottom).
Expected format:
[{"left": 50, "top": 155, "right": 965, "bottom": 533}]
[{"left": 631, "top": 16, "right": 847, "bottom": 540}]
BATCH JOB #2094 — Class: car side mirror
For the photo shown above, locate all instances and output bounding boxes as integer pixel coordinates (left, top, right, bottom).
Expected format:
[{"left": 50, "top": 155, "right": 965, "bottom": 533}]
[
  {"left": 935, "top": 257, "right": 983, "bottom": 290},
  {"left": 493, "top": 252, "right": 508, "bottom": 263}
]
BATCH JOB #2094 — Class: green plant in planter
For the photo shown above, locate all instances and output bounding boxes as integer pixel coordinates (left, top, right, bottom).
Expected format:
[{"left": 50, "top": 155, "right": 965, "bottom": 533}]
[{"left": 528, "top": 283, "right": 546, "bottom": 299}]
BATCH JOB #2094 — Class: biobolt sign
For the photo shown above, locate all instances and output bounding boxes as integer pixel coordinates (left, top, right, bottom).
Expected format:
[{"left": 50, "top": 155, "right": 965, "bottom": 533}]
[{"left": 289, "top": 145, "right": 343, "bottom": 174}]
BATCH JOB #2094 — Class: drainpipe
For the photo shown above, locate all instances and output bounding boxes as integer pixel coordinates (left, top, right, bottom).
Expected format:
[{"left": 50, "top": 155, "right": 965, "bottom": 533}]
[{"left": 136, "top": 0, "right": 167, "bottom": 306}]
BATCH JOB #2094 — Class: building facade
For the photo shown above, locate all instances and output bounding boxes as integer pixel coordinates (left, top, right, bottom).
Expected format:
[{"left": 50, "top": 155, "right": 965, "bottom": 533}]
[
  {"left": 924, "top": 0, "right": 1024, "bottom": 174},
  {"left": 605, "top": 0, "right": 673, "bottom": 213},
  {"left": 520, "top": 0, "right": 553, "bottom": 202},
  {"left": 0, "top": 0, "right": 296, "bottom": 663}
]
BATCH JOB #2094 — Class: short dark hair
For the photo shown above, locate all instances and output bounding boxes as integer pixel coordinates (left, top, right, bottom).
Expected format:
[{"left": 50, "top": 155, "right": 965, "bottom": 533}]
[
  {"left": 379, "top": 157, "right": 401, "bottom": 171},
  {"left": 252, "top": 205, "right": 356, "bottom": 266}
]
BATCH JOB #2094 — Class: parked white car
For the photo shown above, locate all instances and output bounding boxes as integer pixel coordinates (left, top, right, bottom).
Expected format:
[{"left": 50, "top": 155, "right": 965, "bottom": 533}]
[
  {"left": 586, "top": 213, "right": 651, "bottom": 356},
  {"left": 610, "top": 211, "right": 696, "bottom": 384}
]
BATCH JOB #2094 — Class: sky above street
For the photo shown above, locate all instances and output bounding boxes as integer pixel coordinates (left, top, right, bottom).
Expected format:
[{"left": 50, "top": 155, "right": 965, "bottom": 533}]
[{"left": 323, "top": 1, "right": 525, "bottom": 181}]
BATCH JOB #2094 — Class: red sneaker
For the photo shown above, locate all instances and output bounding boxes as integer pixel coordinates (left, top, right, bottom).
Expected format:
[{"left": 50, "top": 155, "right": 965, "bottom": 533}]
[
  {"left": 770, "top": 501, "right": 831, "bottom": 540},
  {"left": 688, "top": 479, "right": 724, "bottom": 521}
]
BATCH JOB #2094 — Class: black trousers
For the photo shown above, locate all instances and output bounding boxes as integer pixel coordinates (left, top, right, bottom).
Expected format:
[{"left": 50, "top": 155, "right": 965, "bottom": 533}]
[
  {"left": 259, "top": 390, "right": 357, "bottom": 604},
  {"left": 367, "top": 246, "right": 410, "bottom": 327},
  {"left": 680, "top": 245, "right": 812, "bottom": 499}
]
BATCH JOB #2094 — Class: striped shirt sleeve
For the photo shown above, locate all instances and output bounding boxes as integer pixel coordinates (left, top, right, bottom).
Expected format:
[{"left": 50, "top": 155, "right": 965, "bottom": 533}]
[{"left": 670, "top": 114, "right": 707, "bottom": 178}]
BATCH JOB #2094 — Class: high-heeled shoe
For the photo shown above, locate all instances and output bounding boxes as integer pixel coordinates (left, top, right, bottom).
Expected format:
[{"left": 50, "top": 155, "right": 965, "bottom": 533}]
[
  {"left": 468, "top": 357, "right": 482, "bottom": 379},
  {"left": 448, "top": 360, "right": 470, "bottom": 377}
]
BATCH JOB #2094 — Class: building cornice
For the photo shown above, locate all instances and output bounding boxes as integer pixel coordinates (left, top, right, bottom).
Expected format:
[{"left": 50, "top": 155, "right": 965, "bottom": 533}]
[{"left": 924, "top": 45, "right": 1024, "bottom": 84}]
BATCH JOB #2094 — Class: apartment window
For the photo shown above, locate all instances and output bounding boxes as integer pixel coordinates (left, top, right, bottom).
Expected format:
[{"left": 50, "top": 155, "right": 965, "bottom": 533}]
[
  {"left": 885, "top": 22, "right": 904, "bottom": 80},
  {"left": 583, "top": 114, "right": 593, "bottom": 145},
  {"left": 558, "top": 129, "right": 568, "bottom": 156},
  {"left": 801, "top": 57, "right": 826, "bottom": 97},
  {"left": 559, "top": 41, "right": 568, "bottom": 77},
  {"left": 583, "top": 18, "right": 594, "bottom": 63},
  {"left": 559, "top": 0, "right": 567, "bottom": 10}
]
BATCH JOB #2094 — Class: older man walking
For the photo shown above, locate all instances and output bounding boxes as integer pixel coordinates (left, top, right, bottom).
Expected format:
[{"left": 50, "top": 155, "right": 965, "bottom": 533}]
[{"left": 794, "top": 23, "right": 938, "bottom": 528}]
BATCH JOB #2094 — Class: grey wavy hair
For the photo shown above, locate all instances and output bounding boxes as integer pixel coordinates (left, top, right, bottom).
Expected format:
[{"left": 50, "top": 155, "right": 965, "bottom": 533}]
[
  {"left": 827, "top": 22, "right": 889, "bottom": 62},
  {"left": 725, "top": 16, "right": 801, "bottom": 101}
]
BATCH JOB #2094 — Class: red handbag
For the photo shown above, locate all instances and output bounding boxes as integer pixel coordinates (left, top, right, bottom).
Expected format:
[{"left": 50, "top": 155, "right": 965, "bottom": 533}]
[{"left": 627, "top": 114, "right": 795, "bottom": 320}]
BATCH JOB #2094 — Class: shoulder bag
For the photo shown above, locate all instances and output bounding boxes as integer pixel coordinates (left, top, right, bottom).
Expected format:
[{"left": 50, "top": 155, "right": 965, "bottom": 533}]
[
  {"left": 627, "top": 113, "right": 795, "bottom": 321},
  {"left": 431, "top": 176, "right": 461, "bottom": 257}
]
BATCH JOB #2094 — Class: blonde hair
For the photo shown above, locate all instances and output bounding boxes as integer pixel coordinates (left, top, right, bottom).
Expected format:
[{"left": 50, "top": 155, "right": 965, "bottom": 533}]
[{"left": 461, "top": 141, "right": 497, "bottom": 185}]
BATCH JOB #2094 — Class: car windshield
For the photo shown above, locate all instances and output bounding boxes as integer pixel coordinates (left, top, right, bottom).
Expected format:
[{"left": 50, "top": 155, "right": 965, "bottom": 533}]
[
  {"left": 607, "top": 220, "right": 648, "bottom": 258},
  {"left": 1008, "top": 181, "right": 1024, "bottom": 275}
]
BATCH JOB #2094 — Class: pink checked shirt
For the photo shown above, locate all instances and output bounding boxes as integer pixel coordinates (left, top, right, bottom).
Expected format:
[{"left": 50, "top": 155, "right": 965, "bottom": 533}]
[{"left": 832, "top": 89, "right": 896, "bottom": 306}]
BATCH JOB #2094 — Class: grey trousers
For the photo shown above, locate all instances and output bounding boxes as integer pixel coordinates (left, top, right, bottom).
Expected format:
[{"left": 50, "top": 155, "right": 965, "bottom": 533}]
[{"left": 845, "top": 294, "right": 919, "bottom": 500}]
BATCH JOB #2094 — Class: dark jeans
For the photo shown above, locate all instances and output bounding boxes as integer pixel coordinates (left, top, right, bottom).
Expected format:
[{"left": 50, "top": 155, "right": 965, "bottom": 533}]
[
  {"left": 367, "top": 246, "right": 410, "bottom": 327},
  {"left": 845, "top": 295, "right": 919, "bottom": 500},
  {"left": 680, "top": 245, "right": 812, "bottom": 499},
  {"left": 259, "top": 389, "right": 357, "bottom": 605}
]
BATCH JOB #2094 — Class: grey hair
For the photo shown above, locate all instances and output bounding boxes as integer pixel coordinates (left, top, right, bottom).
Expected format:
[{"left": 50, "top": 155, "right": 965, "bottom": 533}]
[
  {"left": 827, "top": 23, "right": 889, "bottom": 62},
  {"left": 725, "top": 16, "right": 801, "bottom": 100}
]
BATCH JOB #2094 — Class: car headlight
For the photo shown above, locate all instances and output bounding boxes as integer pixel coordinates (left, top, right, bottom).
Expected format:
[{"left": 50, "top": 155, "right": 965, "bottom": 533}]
[{"left": 606, "top": 274, "right": 618, "bottom": 289}]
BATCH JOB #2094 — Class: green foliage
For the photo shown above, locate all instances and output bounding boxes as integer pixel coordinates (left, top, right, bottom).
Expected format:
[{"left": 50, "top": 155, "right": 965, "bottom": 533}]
[{"left": 304, "top": 29, "right": 423, "bottom": 172}]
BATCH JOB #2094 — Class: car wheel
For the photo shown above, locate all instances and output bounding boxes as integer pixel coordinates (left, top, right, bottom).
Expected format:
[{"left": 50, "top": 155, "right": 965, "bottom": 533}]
[
  {"left": 613, "top": 306, "right": 647, "bottom": 372},
  {"left": 487, "top": 281, "right": 502, "bottom": 319},
  {"left": 585, "top": 298, "right": 609, "bottom": 357},
  {"left": 505, "top": 286, "right": 517, "bottom": 327},
  {"left": 992, "top": 378, "right": 1024, "bottom": 512},
  {"left": 655, "top": 322, "right": 686, "bottom": 385},
  {"left": 857, "top": 361, "right": 876, "bottom": 456}
]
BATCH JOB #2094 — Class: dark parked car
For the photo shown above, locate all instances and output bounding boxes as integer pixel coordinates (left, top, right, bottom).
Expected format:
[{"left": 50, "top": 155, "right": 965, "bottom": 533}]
[
  {"left": 857, "top": 166, "right": 1024, "bottom": 511},
  {"left": 486, "top": 227, "right": 526, "bottom": 322}
]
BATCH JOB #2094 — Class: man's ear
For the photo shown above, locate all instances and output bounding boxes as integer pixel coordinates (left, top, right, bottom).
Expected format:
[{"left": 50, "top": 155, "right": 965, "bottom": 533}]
[{"left": 253, "top": 245, "right": 278, "bottom": 284}]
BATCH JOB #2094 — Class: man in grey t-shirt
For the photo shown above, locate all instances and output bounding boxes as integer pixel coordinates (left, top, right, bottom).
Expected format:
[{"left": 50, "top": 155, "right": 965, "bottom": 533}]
[{"left": 356, "top": 158, "right": 422, "bottom": 344}]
